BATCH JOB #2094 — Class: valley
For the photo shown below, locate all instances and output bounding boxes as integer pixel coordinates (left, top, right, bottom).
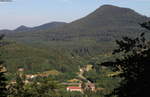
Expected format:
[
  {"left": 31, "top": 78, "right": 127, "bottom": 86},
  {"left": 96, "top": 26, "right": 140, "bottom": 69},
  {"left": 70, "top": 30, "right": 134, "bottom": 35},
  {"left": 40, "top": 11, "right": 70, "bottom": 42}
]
[{"left": 0, "top": 4, "right": 149, "bottom": 97}]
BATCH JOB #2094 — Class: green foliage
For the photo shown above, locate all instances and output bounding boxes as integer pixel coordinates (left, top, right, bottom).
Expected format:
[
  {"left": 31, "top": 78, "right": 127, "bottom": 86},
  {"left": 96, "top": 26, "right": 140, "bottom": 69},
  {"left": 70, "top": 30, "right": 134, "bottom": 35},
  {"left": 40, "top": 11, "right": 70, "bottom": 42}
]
[
  {"left": 0, "top": 66, "right": 7, "bottom": 97},
  {"left": 104, "top": 21, "right": 150, "bottom": 97},
  {"left": 8, "top": 71, "right": 27, "bottom": 97},
  {"left": 32, "top": 77, "right": 62, "bottom": 97},
  {"left": 0, "top": 42, "right": 89, "bottom": 74},
  {"left": 0, "top": 35, "right": 8, "bottom": 97}
]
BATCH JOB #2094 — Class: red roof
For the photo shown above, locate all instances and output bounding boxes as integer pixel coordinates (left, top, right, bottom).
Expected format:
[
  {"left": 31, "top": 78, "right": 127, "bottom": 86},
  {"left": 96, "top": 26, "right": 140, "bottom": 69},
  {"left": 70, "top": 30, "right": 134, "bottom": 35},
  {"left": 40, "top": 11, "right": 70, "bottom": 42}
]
[{"left": 67, "top": 86, "right": 81, "bottom": 89}]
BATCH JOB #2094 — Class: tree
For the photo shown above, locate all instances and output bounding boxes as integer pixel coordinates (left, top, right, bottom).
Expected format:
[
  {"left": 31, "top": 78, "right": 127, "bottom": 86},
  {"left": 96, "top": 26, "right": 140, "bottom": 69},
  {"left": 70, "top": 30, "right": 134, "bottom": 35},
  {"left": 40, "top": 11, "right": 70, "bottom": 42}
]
[
  {"left": 0, "top": 65, "right": 7, "bottom": 97},
  {"left": 35, "top": 77, "right": 61, "bottom": 97},
  {"left": 0, "top": 34, "right": 8, "bottom": 97},
  {"left": 103, "top": 21, "right": 150, "bottom": 97},
  {"left": 8, "top": 70, "right": 27, "bottom": 97}
]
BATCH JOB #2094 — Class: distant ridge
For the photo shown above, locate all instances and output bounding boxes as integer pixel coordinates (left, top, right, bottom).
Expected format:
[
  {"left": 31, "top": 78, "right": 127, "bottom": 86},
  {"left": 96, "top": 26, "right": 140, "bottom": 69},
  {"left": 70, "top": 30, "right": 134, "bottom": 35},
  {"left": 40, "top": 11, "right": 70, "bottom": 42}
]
[
  {"left": 5, "top": 5, "right": 150, "bottom": 42},
  {"left": 0, "top": 21, "right": 67, "bottom": 34},
  {"left": 30, "top": 22, "right": 67, "bottom": 31},
  {"left": 14, "top": 25, "right": 31, "bottom": 32}
]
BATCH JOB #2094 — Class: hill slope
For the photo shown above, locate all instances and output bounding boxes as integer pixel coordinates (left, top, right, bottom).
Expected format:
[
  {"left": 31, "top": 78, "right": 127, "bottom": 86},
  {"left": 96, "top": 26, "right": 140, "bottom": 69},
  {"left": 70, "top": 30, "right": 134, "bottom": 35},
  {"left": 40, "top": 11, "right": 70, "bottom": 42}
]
[
  {"left": 47, "top": 5, "right": 148, "bottom": 41},
  {"left": 2, "top": 5, "right": 149, "bottom": 74},
  {"left": 6, "top": 5, "right": 149, "bottom": 43},
  {"left": 0, "top": 21, "right": 67, "bottom": 34},
  {"left": 0, "top": 42, "right": 86, "bottom": 73}
]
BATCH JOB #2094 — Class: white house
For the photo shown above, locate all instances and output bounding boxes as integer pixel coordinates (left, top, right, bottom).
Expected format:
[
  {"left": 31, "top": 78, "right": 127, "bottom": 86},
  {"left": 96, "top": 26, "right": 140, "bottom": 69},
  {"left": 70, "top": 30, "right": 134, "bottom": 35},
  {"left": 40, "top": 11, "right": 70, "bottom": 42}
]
[{"left": 67, "top": 86, "right": 82, "bottom": 92}]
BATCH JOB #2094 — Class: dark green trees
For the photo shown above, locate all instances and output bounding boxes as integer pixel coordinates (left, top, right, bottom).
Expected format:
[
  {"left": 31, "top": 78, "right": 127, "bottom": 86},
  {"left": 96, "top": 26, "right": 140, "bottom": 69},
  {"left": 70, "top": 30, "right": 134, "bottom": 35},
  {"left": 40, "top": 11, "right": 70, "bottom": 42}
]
[
  {"left": 0, "top": 66, "right": 7, "bottom": 97},
  {"left": 104, "top": 21, "right": 150, "bottom": 97},
  {"left": 9, "top": 71, "right": 27, "bottom": 97},
  {"left": 0, "top": 35, "right": 8, "bottom": 97}
]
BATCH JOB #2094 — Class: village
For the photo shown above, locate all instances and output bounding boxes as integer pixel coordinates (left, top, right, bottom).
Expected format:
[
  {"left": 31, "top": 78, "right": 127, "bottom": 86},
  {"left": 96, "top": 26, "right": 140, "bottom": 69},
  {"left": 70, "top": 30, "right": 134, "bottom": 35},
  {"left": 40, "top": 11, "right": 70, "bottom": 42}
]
[
  {"left": 9, "top": 63, "right": 122, "bottom": 94},
  {"left": 9, "top": 64, "right": 102, "bottom": 93}
]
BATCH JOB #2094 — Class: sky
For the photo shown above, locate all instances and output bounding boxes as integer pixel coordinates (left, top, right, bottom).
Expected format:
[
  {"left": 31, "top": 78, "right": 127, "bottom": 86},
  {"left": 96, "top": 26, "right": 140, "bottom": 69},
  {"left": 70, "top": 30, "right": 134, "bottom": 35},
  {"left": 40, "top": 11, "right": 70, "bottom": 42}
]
[{"left": 0, "top": 0, "right": 150, "bottom": 30}]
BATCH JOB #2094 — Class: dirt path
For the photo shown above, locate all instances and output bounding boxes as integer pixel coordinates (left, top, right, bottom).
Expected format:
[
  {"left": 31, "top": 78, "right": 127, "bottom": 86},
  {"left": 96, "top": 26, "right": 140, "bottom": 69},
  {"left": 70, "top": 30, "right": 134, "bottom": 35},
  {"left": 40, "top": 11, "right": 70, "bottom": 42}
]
[{"left": 78, "top": 68, "right": 91, "bottom": 83}]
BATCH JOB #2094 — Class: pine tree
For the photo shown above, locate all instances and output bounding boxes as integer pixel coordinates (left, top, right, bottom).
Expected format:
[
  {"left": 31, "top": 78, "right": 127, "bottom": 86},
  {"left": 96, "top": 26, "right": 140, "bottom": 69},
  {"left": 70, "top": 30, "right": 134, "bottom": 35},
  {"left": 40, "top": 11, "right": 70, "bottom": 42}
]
[
  {"left": 0, "top": 34, "right": 7, "bottom": 97},
  {"left": 104, "top": 21, "right": 150, "bottom": 97},
  {"left": 0, "top": 65, "right": 7, "bottom": 97}
]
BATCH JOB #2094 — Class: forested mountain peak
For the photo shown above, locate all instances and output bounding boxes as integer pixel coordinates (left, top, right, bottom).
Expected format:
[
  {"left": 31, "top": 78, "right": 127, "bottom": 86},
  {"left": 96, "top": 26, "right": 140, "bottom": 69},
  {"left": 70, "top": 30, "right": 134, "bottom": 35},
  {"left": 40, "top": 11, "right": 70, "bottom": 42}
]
[
  {"left": 41, "top": 5, "right": 149, "bottom": 41},
  {"left": 5, "top": 5, "right": 150, "bottom": 43}
]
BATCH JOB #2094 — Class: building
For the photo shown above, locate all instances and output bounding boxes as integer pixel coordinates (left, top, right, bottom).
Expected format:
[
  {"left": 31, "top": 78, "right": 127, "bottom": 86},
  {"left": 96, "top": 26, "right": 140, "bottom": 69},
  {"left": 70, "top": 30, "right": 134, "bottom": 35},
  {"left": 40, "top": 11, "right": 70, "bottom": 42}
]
[
  {"left": 66, "top": 86, "right": 82, "bottom": 92},
  {"left": 85, "top": 82, "right": 96, "bottom": 91},
  {"left": 0, "top": 65, "right": 7, "bottom": 72},
  {"left": 88, "top": 83, "right": 95, "bottom": 91},
  {"left": 18, "top": 68, "right": 24, "bottom": 72},
  {"left": 26, "top": 74, "right": 37, "bottom": 79}
]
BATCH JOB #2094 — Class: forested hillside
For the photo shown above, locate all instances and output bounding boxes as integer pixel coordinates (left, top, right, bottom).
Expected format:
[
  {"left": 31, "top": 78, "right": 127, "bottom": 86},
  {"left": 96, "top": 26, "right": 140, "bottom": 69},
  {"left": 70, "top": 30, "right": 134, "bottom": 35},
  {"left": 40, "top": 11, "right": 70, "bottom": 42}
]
[
  {"left": 6, "top": 5, "right": 149, "bottom": 43},
  {"left": 0, "top": 42, "right": 88, "bottom": 73},
  {"left": 1, "top": 5, "right": 149, "bottom": 74}
]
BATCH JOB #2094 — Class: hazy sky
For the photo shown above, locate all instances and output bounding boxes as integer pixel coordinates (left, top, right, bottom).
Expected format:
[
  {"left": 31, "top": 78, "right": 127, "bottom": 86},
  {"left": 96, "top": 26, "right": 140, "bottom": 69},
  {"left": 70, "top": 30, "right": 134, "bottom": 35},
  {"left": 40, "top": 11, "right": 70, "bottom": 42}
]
[{"left": 0, "top": 0, "right": 150, "bottom": 30}]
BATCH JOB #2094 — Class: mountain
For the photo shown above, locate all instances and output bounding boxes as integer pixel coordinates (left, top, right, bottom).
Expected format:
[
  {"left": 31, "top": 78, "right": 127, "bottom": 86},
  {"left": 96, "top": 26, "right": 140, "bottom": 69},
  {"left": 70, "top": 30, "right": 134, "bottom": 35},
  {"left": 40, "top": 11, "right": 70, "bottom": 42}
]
[
  {"left": 30, "top": 22, "right": 67, "bottom": 31},
  {"left": 45, "top": 5, "right": 149, "bottom": 41},
  {"left": 3, "top": 5, "right": 150, "bottom": 73},
  {"left": 14, "top": 25, "right": 31, "bottom": 32},
  {"left": 6, "top": 5, "right": 149, "bottom": 43},
  {"left": 0, "top": 21, "right": 67, "bottom": 34}
]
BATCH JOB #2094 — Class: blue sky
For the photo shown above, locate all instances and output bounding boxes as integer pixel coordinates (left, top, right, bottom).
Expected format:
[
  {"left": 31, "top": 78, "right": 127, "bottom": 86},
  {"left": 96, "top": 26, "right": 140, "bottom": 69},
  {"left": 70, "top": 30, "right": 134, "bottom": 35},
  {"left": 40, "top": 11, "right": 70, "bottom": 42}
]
[{"left": 0, "top": 0, "right": 150, "bottom": 29}]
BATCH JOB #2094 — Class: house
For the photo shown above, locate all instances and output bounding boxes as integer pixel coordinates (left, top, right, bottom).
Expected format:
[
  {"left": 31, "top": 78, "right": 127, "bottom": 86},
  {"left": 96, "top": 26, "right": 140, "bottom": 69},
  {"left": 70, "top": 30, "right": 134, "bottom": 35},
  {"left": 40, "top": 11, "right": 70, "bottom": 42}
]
[
  {"left": 24, "top": 80, "right": 30, "bottom": 84},
  {"left": 0, "top": 66, "right": 7, "bottom": 72},
  {"left": 26, "top": 74, "right": 37, "bottom": 79},
  {"left": 85, "top": 82, "right": 96, "bottom": 91},
  {"left": 68, "top": 79, "right": 81, "bottom": 83},
  {"left": 88, "top": 83, "right": 95, "bottom": 91},
  {"left": 18, "top": 68, "right": 24, "bottom": 72},
  {"left": 79, "top": 68, "right": 83, "bottom": 72},
  {"left": 66, "top": 86, "right": 82, "bottom": 92},
  {"left": 10, "top": 80, "right": 16, "bottom": 84}
]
